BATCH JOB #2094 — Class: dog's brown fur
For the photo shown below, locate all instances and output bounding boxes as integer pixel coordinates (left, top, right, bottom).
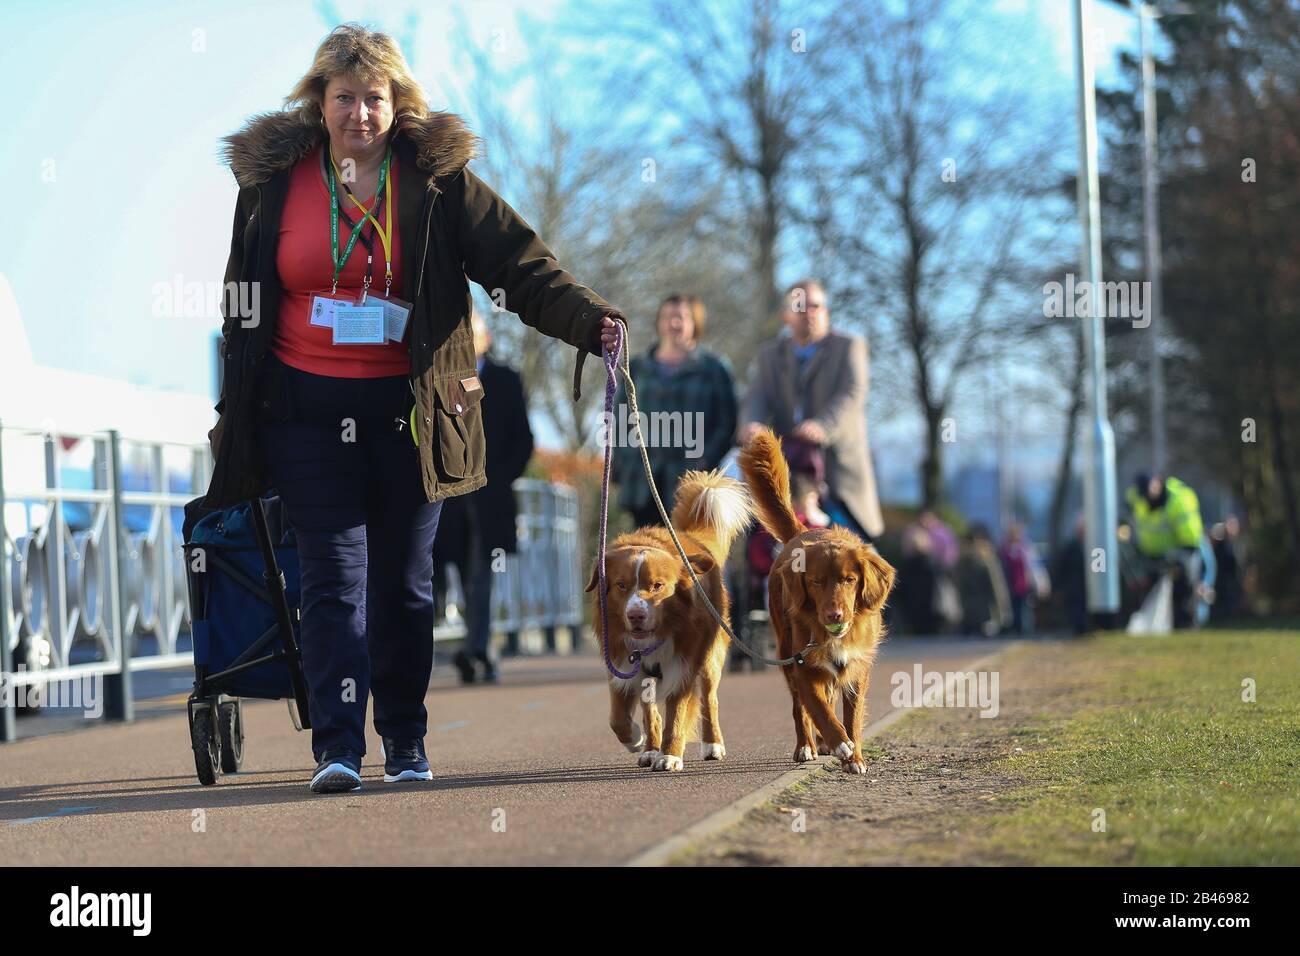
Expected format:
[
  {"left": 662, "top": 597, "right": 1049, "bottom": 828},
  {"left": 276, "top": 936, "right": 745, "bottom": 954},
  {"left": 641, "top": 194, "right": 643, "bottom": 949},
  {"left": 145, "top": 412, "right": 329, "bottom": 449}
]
[
  {"left": 740, "top": 428, "right": 896, "bottom": 773},
  {"left": 587, "top": 470, "right": 751, "bottom": 771}
]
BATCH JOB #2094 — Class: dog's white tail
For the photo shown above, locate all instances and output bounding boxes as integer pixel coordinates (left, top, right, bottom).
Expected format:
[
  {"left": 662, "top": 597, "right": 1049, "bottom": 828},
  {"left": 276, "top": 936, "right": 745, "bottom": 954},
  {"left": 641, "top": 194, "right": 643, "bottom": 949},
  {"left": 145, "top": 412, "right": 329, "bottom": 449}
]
[{"left": 670, "top": 470, "right": 753, "bottom": 564}]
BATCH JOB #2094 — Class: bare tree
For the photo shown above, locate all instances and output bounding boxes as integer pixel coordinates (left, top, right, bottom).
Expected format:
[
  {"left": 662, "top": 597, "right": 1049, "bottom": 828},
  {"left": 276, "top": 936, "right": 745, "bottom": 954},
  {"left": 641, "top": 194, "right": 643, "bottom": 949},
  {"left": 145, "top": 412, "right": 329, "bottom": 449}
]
[
  {"left": 578, "top": 0, "right": 849, "bottom": 369},
  {"left": 811, "top": 0, "right": 1069, "bottom": 509},
  {"left": 446, "top": 8, "right": 761, "bottom": 450},
  {"left": 442, "top": 10, "right": 639, "bottom": 450}
]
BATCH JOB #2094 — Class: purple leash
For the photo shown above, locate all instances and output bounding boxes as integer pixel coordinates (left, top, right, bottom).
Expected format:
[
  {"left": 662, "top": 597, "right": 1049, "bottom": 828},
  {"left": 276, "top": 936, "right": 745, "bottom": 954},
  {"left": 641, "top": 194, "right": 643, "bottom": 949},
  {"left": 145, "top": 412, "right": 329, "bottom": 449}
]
[
  {"left": 593, "top": 320, "right": 801, "bottom": 673},
  {"left": 597, "top": 321, "right": 660, "bottom": 680}
]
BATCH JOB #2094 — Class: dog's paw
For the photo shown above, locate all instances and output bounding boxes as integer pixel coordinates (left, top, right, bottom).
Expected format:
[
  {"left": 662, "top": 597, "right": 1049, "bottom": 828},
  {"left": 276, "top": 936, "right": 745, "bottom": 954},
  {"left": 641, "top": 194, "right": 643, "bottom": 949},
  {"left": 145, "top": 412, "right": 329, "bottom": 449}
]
[
  {"left": 794, "top": 745, "right": 817, "bottom": 763},
  {"left": 833, "top": 740, "right": 856, "bottom": 760},
  {"left": 841, "top": 757, "right": 867, "bottom": 774},
  {"left": 653, "top": 753, "right": 684, "bottom": 772},
  {"left": 817, "top": 742, "right": 832, "bottom": 756},
  {"left": 702, "top": 742, "right": 726, "bottom": 761},
  {"left": 637, "top": 749, "right": 661, "bottom": 768},
  {"left": 622, "top": 724, "right": 646, "bottom": 753}
]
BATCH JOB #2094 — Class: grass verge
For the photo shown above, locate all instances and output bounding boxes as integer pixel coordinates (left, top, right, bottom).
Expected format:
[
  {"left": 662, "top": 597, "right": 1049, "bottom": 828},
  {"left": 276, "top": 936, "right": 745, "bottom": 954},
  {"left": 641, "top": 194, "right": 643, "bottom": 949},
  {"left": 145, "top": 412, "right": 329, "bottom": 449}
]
[{"left": 678, "top": 628, "right": 1300, "bottom": 866}]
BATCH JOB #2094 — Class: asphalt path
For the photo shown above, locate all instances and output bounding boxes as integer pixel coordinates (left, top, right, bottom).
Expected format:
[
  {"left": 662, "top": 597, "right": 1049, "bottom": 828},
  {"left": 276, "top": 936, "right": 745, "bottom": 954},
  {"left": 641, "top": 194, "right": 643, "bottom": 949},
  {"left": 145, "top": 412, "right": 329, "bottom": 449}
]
[{"left": 0, "top": 638, "right": 1009, "bottom": 865}]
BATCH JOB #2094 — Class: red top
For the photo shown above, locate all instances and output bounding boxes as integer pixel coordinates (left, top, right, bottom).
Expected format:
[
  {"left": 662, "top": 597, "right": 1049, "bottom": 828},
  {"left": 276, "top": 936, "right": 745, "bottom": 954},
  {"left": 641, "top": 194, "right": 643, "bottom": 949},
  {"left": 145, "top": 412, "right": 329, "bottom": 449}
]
[{"left": 270, "top": 144, "right": 410, "bottom": 377}]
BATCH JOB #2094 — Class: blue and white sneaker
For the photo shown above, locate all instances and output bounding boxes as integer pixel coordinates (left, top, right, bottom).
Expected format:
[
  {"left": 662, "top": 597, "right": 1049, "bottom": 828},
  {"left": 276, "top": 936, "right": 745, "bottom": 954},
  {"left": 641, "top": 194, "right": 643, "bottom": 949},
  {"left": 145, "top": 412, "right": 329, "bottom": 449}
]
[
  {"left": 382, "top": 737, "right": 432, "bottom": 782},
  {"left": 309, "top": 749, "right": 363, "bottom": 793}
]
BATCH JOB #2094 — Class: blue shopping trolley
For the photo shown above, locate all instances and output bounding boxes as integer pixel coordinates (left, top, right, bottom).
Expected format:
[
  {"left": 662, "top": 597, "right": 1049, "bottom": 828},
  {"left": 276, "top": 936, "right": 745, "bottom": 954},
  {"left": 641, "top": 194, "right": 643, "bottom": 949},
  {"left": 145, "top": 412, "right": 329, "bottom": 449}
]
[{"left": 181, "top": 494, "right": 312, "bottom": 785}]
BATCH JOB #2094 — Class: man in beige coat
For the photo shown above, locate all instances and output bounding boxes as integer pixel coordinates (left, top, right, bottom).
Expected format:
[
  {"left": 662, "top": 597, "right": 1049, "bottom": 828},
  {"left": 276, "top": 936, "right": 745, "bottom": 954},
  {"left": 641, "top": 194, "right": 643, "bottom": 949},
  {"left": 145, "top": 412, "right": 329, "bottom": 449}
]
[{"left": 739, "top": 280, "right": 885, "bottom": 540}]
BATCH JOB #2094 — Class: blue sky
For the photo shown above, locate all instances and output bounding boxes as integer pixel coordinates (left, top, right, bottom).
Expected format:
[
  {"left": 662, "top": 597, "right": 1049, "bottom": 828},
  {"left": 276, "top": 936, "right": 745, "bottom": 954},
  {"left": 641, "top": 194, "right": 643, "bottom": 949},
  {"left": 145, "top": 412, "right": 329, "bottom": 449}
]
[
  {"left": 0, "top": 0, "right": 1139, "bottom": 429},
  {"left": 0, "top": 0, "right": 566, "bottom": 394}
]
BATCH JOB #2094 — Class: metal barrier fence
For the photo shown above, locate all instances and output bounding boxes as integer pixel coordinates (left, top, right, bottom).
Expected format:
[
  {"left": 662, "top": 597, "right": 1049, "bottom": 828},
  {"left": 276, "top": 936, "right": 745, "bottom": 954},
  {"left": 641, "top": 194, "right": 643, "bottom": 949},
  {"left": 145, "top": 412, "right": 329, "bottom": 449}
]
[
  {"left": 435, "top": 479, "right": 585, "bottom": 640},
  {"left": 0, "top": 420, "right": 585, "bottom": 741}
]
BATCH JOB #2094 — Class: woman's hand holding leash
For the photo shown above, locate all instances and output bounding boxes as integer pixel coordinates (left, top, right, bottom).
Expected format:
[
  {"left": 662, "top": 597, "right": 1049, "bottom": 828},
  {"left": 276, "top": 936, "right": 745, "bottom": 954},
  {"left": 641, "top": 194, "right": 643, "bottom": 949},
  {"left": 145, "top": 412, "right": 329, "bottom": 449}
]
[
  {"left": 597, "top": 314, "right": 622, "bottom": 352},
  {"left": 594, "top": 318, "right": 800, "bottom": 675}
]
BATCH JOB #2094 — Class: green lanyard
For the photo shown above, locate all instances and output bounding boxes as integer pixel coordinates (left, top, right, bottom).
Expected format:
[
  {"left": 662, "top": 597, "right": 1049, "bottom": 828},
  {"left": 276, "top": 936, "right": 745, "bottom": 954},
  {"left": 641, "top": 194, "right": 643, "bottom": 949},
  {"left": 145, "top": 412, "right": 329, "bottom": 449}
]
[{"left": 327, "top": 145, "right": 390, "bottom": 293}]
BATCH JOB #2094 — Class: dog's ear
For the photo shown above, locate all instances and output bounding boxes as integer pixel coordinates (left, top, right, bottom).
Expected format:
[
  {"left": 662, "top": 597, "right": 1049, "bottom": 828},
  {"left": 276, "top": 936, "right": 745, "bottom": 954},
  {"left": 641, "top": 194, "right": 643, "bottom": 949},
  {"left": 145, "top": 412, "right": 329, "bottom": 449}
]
[
  {"left": 856, "top": 546, "right": 896, "bottom": 612},
  {"left": 585, "top": 558, "right": 603, "bottom": 593},
  {"left": 683, "top": 552, "right": 716, "bottom": 584},
  {"left": 784, "top": 564, "right": 810, "bottom": 610}
]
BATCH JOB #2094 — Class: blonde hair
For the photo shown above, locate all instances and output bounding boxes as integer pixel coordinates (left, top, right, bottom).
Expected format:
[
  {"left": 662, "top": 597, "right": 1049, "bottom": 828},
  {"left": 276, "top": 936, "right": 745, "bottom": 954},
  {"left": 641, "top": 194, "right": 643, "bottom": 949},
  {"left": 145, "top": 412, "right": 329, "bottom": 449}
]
[{"left": 286, "top": 24, "right": 430, "bottom": 135}]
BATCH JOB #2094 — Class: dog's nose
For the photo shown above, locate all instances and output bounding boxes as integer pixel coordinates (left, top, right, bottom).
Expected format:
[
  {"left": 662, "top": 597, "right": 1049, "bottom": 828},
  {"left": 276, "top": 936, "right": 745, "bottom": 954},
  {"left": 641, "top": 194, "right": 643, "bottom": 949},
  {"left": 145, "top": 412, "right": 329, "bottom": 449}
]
[
  {"left": 626, "top": 606, "right": 647, "bottom": 626},
  {"left": 825, "top": 609, "right": 845, "bottom": 624}
]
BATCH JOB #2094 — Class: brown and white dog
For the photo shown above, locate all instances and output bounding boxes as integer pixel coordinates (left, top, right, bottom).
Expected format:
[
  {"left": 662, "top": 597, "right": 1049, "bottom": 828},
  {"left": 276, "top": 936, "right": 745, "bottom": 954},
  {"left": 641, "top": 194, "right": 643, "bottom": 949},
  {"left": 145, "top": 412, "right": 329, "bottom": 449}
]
[
  {"left": 588, "top": 470, "right": 751, "bottom": 771},
  {"left": 740, "top": 428, "right": 896, "bottom": 774}
]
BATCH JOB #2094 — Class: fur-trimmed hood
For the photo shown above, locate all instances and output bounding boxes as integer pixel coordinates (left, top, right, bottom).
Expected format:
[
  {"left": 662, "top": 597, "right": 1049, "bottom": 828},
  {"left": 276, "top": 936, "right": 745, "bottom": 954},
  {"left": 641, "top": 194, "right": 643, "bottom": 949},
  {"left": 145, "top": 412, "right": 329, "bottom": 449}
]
[{"left": 220, "top": 108, "right": 481, "bottom": 189}]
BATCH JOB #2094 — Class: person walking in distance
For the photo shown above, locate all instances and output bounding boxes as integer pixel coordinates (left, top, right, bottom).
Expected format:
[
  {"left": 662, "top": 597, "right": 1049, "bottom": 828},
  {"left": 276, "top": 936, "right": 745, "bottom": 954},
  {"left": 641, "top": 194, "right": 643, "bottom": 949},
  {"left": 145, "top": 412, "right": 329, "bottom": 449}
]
[
  {"left": 738, "top": 279, "right": 884, "bottom": 541},
  {"left": 613, "top": 294, "right": 737, "bottom": 528},
  {"left": 435, "top": 310, "right": 534, "bottom": 684}
]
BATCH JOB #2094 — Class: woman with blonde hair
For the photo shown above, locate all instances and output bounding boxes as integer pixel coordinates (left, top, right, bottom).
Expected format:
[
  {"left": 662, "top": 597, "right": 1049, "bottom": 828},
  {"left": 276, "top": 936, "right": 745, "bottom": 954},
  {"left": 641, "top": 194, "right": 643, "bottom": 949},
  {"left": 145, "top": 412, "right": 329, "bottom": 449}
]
[
  {"left": 612, "top": 294, "right": 737, "bottom": 528},
  {"left": 203, "top": 24, "right": 626, "bottom": 792}
]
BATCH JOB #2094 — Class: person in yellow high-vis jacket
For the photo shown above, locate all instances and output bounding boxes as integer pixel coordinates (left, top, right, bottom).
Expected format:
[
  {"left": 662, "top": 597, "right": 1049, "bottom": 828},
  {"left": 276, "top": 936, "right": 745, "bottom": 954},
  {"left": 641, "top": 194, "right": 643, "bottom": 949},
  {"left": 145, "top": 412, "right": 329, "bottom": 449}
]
[
  {"left": 1126, "top": 474, "right": 1212, "bottom": 628},
  {"left": 1127, "top": 474, "right": 1204, "bottom": 556}
]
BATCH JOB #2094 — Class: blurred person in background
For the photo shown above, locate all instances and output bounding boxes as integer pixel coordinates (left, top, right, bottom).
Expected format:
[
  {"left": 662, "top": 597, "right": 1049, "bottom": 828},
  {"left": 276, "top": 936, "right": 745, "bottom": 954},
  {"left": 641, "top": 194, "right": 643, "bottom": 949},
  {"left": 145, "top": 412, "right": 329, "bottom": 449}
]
[
  {"left": 920, "top": 510, "right": 958, "bottom": 570},
  {"left": 1051, "top": 516, "right": 1089, "bottom": 635},
  {"left": 434, "top": 311, "right": 533, "bottom": 685},
  {"left": 1125, "top": 473, "right": 1212, "bottom": 629},
  {"left": 1000, "top": 522, "right": 1037, "bottom": 635},
  {"left": 920, "top": 510, "right": 961, "bottom": 631},
  {"left": 1210, "top": 516, "right": 1243, "bottom": 621},
  {"left": 613, "top": 294, "right": 736, "bottom": 528},
  {"left": 956, "top": 523, "right": 1011, "bottom": 637},
  {"left": 896, "top": 524, "right": 940, "bottom": 635},
  {"left": 739, "top": 279, "right": 885, "bottom": 542},
  {"left": 1116, "top": 519, "right": 1146, "bottom": 621}
]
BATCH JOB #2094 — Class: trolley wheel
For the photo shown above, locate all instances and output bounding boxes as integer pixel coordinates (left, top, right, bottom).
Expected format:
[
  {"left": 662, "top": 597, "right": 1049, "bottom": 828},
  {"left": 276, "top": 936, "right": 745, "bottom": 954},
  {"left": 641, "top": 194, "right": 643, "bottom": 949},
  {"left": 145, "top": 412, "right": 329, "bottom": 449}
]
[
  {"left": 191, "top": 705, "right": 220, "bottom": 786},
  {"left": 218, "top": 699, "right": 244, "bottom": 773}
]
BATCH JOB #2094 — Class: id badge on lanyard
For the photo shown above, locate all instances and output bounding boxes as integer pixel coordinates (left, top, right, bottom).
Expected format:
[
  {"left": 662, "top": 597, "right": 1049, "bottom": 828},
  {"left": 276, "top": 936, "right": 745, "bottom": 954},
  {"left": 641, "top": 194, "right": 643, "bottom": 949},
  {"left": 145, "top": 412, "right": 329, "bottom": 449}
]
[
  {"left": 359, "top": 288, "right": 412, "bottom": 343},
  {"left": 339, "top": 158, "right": 412, "bottom": 343},
  {"left": 310, "top": 290, "right": 352, "bottom": 329},
  {"left": 325, "top": 146, "right": 400, "bottom": 345},
  {"left": 332, "top": 303, "right": 386, "bottom": 344}
]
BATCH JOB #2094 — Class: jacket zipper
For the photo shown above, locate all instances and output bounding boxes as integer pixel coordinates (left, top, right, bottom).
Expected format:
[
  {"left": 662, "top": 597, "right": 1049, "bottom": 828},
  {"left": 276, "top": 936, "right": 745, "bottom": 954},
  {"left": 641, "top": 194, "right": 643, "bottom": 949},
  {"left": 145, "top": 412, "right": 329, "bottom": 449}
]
[
  {"left": 414, "top": 184, "right": 439, "bottom": 305},
  {"left": 408, "top": 184, "right": 440, "bottom": 432}
]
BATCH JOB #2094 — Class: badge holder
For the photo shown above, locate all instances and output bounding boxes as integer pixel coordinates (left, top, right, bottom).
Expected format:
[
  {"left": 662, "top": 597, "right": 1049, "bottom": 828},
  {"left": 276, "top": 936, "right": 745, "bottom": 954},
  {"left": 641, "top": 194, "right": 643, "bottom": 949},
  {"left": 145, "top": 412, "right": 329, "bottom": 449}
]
[
  {"left": 309, "top": 289, "right": 354, "bottom": 329},
  {"left": 359, "top": 275, "right": 412, "bottom": 344},
  {"left": 331, "top": 294, "right": 386, "bottom": 345}
]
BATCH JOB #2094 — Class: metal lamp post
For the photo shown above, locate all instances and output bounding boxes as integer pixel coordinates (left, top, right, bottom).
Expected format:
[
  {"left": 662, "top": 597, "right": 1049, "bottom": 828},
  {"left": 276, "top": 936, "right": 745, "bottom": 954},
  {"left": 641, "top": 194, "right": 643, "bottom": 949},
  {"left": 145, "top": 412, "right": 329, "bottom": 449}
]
[{"left": 1074, "top": 0, "right": 1121, "bottom": 615}]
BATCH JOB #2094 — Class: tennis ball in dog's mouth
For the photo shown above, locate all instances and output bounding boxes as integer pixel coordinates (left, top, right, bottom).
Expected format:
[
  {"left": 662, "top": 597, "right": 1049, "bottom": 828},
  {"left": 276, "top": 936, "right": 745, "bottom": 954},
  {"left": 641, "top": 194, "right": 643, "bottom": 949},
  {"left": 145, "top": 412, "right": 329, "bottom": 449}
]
[{"left": 824, "top": 621, "right": 850, "bottom": 636}]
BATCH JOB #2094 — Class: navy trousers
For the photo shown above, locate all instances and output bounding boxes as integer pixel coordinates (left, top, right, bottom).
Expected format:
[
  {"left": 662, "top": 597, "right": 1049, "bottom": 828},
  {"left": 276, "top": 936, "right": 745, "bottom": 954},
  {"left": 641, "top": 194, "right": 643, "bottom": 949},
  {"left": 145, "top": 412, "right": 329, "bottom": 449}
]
[{"left": 256, "top": 353, "right": 443, "bottom": 761}]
